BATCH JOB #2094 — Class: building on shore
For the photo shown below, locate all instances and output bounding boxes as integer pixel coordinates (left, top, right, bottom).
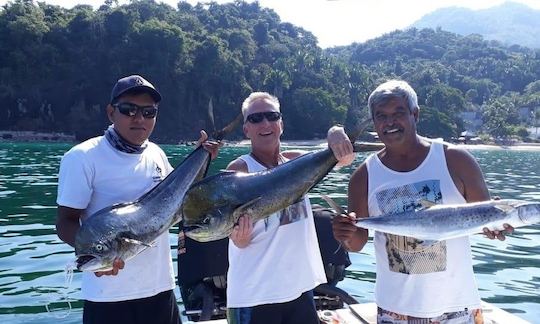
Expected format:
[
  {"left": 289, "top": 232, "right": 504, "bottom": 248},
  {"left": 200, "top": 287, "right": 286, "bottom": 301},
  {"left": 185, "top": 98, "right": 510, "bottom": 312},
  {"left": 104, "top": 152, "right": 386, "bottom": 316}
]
[{"left": 0, "top": 131, "right": 76, "bottom": 142}]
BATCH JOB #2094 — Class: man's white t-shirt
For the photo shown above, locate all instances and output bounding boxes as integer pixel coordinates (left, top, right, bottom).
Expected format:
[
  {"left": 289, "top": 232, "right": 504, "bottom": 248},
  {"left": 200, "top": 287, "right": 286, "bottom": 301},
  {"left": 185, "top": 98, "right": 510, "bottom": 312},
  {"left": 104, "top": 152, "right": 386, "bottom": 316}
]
[
  {"left": 226, "top": 154, "right": 327, "bottom": 308},
  {"left": 57, "top": 136, "right": 176, "bottom": 302},
  {"left": 365, "top": 141, "right": 481, "bottom": 318}
]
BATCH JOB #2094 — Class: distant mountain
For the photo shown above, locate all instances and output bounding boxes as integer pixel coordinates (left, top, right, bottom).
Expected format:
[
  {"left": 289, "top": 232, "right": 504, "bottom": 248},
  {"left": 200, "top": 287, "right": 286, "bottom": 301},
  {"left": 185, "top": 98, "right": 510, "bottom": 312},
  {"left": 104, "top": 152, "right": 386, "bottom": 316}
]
[{"left": 411, "top": 2, "right": 540, "bottom": 49}]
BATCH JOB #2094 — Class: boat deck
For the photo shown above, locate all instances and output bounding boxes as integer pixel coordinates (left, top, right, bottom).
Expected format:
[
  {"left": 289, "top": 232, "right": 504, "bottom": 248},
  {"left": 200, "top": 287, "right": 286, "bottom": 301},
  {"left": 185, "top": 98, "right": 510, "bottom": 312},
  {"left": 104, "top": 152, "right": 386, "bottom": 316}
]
[{"left": 190, "top": 301, "right": 530, "bottom": 324}]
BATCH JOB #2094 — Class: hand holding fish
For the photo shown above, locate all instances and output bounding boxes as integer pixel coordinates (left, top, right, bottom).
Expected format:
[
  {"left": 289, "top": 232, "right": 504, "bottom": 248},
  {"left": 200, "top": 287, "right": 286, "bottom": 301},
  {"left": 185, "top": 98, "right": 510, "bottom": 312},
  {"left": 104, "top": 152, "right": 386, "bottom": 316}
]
[
  {"left": 327, "top": 126, "right": 354, "bottom": 167},
  {"left": 230, "top": 216, "right": 253, "bottom": 248},
  {"left": 94, "top": 258, "right": 124, "bottom": 277},
  {"left": 332, "top": 212, "right": 358, "bottom": 248},
  {"left": 482, "top": 197, "right": 515, "bottom": 240},
  {"left": 483, "top": 224, "right": 514, "bottom": 241},
  {"left": 196, "top": 130, "right": 222, "bottom": 160}
]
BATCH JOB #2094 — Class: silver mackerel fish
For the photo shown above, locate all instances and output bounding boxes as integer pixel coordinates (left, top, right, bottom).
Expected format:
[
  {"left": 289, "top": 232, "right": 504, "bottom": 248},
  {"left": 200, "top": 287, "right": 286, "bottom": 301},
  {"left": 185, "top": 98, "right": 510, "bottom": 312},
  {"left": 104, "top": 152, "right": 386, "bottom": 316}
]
[{"left": 354, "top": 199, "right": 540, "bottom": 240}]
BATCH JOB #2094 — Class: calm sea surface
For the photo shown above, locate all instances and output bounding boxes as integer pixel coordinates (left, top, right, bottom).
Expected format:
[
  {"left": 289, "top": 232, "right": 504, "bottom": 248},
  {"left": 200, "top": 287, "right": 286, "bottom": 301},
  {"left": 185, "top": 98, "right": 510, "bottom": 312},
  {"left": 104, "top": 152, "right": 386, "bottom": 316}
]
[{"left": 0, "top": 142, "right": 538, "bottom": 323}]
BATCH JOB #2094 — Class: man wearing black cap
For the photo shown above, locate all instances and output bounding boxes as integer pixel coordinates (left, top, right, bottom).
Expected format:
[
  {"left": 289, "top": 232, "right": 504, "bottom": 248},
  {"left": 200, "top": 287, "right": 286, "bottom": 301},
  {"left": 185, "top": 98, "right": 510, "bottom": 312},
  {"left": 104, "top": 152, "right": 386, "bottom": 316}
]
[{"left": 56, "top": 75, "right": 218, "bottom": 324}]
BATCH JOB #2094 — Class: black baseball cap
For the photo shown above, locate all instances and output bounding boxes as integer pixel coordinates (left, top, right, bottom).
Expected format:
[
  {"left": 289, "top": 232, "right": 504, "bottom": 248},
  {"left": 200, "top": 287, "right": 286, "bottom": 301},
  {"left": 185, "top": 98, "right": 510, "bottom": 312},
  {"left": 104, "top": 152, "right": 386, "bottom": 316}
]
[{"left": 110, "top": 75, "right": 162, "bottom": 104}]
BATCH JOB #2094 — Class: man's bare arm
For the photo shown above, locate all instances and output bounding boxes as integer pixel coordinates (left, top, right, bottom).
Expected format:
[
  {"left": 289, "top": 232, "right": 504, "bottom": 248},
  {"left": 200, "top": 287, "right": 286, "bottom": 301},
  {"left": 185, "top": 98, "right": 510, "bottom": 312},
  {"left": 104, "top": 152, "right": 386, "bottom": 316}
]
[
  {"left": 446, "top": 147, "right": 490, "bottom": 202},
  {"left": 56, "top": 205, "right": 83, "bottom": 247},
  {"left": 446, "top": 146, "right": 512, "bottom": 240},
  {"left": 332, "top": 164, "right": 369, "bottom": 252}
]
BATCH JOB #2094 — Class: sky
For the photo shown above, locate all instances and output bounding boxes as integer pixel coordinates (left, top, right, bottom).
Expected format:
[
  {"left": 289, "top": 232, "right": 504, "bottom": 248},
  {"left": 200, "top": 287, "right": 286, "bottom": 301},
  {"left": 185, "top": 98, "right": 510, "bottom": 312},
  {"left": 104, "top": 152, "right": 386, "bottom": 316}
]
[{"left": 2, "top": 0, "right": 540, "bottom": 48}]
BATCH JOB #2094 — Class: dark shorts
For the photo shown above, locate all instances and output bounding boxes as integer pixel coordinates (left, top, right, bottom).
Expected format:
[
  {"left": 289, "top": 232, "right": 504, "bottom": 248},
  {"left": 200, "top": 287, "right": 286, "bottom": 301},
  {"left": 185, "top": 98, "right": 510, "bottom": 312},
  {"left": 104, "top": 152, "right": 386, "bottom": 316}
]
[
  {"left": 227, "top": 290, "right": 318, "bottom": 324},
  {"left": 83, "top": 289, "right": 181, "bottom": 324}
]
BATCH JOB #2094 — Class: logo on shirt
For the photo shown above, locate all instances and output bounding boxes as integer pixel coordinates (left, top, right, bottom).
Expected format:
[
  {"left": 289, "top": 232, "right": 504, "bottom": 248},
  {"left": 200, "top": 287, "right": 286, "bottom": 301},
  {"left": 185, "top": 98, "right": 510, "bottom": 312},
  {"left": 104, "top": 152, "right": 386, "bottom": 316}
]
[
  {"left": 262, "top": 198, "right": 309, "bottom": 231},
  {"left": 375, "top": 180, "right": 447, "bottom": 275},
  {"left": 152, "top": 164, "right": 163, "bottom": 182}
]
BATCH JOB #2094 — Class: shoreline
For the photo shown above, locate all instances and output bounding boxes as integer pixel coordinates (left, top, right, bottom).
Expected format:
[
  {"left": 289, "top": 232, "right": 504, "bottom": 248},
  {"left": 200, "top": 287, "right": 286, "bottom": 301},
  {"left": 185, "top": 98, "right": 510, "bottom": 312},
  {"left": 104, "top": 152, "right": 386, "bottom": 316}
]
[
  {"left": 2, "top": 135, "right": 539, "bottom": 152},
  {"left": 229, "top": 139, "right": 540, "bottom": 151}
]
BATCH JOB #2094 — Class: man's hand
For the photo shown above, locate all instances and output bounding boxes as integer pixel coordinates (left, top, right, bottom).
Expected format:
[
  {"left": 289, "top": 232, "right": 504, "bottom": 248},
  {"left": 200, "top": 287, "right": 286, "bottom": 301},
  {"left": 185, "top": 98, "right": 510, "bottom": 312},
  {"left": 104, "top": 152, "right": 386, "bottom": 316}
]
[
  {"left": 95, "top": 258, "right": 124, "bottom": 277},
  {"left": 230, "top": 216, "right": 253, "bottom": 248},
  {"left": 482, "top": 197, "right": 514, "bottom": 241},
  {"left": 327, "top": 126, "right": 354, "bottom": 167},
  {"left": 483, "top": 224, "right": 514, "bottom": 241},
  {"left": 332, "top": 212, "right": 358, "bottom": 245},
  {"left": 196, "top": 130, "right": 223, "bottom": 160}
]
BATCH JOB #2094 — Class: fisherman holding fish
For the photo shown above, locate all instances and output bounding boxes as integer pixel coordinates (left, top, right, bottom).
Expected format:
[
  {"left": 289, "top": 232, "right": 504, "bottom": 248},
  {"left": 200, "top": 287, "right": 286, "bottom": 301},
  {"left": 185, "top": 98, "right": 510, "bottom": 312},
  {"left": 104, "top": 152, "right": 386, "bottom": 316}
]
[
  {"left": 332, "top": 80, "right": 513, "bottom": 324},
  {"left": 55, "top": 75, "right": 219, "bottom": 324},
  {"left": 224, "top": 92, "right": 355, "bottom": 324}
]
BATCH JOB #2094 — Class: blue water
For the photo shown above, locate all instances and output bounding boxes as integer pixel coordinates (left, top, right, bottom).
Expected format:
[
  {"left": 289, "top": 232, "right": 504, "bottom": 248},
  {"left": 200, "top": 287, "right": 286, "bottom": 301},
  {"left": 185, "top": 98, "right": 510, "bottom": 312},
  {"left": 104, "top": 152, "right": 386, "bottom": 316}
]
[{"left": 0, "top": 142, "right": 538, "bottom": 323}]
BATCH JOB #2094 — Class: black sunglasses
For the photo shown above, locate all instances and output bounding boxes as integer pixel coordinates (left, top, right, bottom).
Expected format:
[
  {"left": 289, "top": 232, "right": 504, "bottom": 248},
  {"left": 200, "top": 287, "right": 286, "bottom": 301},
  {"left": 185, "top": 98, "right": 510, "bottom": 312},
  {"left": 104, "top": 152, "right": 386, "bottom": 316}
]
[
  {"left": 246, "top": 111, "right": 282, "bottom": 124},
  {"left": 113, "top": 102, "right": 158, "bottom": 119}
]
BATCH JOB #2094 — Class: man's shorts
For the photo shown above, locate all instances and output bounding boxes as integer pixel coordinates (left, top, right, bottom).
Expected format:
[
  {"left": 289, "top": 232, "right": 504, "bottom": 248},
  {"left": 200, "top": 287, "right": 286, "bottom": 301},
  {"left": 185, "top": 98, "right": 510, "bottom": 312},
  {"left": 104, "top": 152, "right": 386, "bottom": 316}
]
[
  {"left": 227, "top": 290, "right": 318, "bottom": 324},
  {"left": 377, "top": 306, "right": 484, "bottom": 324},
  {"left": 83, "top": 289, "right": 181, "bottom": 324}
]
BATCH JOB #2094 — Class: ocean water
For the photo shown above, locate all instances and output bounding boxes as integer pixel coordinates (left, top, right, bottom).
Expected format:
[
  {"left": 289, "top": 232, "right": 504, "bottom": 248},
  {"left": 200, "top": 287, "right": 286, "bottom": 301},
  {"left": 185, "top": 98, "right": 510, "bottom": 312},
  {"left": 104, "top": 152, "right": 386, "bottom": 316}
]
[{"left": 0, "top": 142, "right": 538, "bottom": 323}]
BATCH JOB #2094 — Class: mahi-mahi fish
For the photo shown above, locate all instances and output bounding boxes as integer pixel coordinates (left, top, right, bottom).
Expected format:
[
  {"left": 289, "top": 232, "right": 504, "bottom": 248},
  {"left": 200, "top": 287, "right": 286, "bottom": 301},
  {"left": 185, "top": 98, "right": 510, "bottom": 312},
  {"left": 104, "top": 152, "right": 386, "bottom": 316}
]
[
  {"left": 352, "top": 199, "right": 540, "bottom": 241},
  {"left": 74, "top": 115, "right": 242, "bottom": 272},
  {"left": 182, "top": 117, "right": 384, "bottom": 242}
]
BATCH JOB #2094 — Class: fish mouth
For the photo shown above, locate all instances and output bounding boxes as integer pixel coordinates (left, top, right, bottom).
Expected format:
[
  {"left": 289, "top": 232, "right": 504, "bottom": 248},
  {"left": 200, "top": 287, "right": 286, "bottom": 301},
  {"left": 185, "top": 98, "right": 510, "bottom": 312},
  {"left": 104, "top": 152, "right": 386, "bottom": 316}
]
[
  {"left": 76, "top": 255, "right": 111, "bottom": 272},
  {"left": 76, "top": 255, "right": 95, "bottom": 269},
  {"left": 184, "top": 227, "right": 225, "bottom": 242},
  {"left": 182, "top": 225, "right": 202, "bottom": 232}
]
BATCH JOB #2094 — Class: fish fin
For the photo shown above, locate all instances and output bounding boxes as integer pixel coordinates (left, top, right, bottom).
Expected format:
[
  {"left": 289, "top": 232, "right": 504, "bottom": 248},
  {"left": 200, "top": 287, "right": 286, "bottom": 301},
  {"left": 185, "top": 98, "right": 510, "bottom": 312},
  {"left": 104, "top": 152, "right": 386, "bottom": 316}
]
[
  {"left": 493, "top": 201, "right": 515, "bottom": 213},
  {"left": 121, "top": 237, "right": 153, "bottom": 248},
  {"left": 418, "top": 199, "right": 437, "bottom": 210},
  {"left": 232, "top": 197, "right": 263, "bottom": 221},
  {"left": 321, "top": 194, "right": 347, "bottom": 215},
  {"left": 213, "top": 114, "right": 243, "bottom": 141}
]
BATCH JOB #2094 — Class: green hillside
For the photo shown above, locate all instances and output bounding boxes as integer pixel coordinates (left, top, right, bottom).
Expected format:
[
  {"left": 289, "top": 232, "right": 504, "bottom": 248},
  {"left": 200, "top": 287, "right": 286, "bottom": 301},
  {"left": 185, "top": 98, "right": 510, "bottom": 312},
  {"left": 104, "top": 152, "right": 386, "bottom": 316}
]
[{"left": 1, "top": 0, "right": 539, "bottom": 142}]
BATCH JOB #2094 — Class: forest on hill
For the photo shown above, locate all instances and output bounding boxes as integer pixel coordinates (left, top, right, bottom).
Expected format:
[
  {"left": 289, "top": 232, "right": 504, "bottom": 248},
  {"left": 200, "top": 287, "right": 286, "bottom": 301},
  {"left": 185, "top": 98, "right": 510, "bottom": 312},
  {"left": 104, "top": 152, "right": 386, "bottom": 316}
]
[{"left": 1, "top": 0, "right": 539, "bottom": 142}]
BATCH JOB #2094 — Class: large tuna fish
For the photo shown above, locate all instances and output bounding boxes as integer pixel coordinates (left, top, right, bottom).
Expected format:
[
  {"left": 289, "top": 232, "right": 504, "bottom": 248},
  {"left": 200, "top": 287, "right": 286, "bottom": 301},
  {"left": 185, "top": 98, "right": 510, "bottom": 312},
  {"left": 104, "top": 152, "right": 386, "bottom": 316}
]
[
  {"left": 74, "top": 145, "right": 212, "bottom": 272},
  {"left": 74, "top": 115, "right": 242, "bottom": 272},
  {"left": 182, "top": 117, "right": 383, "bottom": 242}
]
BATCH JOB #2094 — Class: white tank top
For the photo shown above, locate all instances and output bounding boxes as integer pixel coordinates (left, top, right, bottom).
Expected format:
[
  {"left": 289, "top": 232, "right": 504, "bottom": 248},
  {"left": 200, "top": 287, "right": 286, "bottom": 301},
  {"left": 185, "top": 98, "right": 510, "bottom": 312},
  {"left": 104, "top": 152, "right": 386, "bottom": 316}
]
[
  {"left": 226, "top": 154, "right": 327, "bottom": 308},
  {"left": 365, "top": 141, "right": 481, "bottom": 318}
]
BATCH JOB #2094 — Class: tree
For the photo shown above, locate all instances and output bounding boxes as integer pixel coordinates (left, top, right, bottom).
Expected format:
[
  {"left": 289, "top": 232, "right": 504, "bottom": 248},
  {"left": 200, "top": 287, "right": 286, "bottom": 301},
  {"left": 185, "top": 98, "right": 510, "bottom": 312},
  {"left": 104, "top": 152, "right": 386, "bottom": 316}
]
[
  {"left": 482, "top": 96, "right": 520, "bottom": 137},
  {"left": 417, "top": 106, "right": 457, "bottom": 139}
]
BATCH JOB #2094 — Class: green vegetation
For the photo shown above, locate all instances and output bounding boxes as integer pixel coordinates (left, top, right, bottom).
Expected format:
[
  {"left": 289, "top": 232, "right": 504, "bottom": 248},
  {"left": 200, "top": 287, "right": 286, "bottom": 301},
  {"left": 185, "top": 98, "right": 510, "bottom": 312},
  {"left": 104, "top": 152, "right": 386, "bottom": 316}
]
[{"left": 1, "top": 0, "right": 539, "bottom": 142}]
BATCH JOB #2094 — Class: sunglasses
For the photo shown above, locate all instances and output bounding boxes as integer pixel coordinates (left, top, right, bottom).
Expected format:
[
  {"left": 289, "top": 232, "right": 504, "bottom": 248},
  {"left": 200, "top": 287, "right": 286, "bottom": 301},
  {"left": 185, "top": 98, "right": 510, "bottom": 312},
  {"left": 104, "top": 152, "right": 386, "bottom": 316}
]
[
  {"left": 245, "top": 111, "right": 282, "bottom": 124},
  {"left": 113, "top": 102, "right": 158, "bottom": 119}
]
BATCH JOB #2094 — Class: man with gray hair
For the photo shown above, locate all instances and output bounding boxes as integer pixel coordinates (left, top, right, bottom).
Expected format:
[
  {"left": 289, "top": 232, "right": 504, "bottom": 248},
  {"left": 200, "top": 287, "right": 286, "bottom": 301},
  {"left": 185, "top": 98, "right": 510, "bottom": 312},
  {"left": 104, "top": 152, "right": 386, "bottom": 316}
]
[
  {"left": 226, "top": 91, "right": 354, "bottom": 324},
  {"left": 333, "top": 80, "right": 512, "bottom": 323},
  {"left": 367, "top": 79, "right": 419, "bottom": 117}
]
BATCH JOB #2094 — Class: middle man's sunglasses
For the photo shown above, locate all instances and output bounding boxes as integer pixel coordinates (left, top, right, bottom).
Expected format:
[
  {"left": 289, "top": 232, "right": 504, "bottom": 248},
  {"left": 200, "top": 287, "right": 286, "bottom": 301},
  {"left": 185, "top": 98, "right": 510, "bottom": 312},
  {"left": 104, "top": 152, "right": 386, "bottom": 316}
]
[{"left": 246, "top": 111, "right": 282, "bottom": 124}]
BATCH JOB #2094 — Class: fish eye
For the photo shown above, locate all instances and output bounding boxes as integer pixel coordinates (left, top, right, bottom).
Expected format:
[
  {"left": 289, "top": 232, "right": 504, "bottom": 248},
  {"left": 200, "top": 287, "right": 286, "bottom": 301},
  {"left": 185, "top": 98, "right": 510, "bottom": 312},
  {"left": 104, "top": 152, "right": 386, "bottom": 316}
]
[
  {"left": 202, "top": 216, "right": 211, "bottom": 225},
  {"left": 95, "top": 244, "right": 104, "bottom": 251}
]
